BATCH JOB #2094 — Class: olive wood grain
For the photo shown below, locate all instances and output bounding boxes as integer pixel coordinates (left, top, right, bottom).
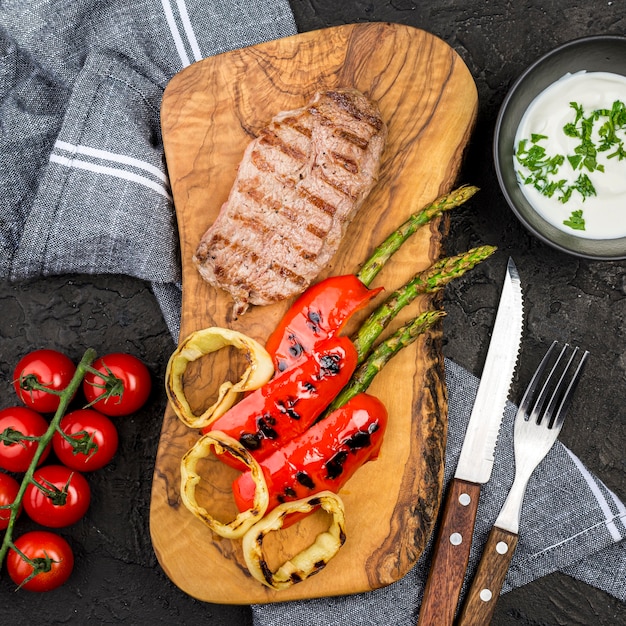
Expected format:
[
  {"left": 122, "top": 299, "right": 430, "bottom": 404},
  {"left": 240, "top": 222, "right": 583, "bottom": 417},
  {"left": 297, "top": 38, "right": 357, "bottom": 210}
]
[
  {"left": 456, "top": 526, "right": 519, "bottom": 625},
  {"left": 150, "top": 22, "right": 477, "bottom": 604},
  {"left": 418, "top": 479, "right": 482, "bottom": 626}
]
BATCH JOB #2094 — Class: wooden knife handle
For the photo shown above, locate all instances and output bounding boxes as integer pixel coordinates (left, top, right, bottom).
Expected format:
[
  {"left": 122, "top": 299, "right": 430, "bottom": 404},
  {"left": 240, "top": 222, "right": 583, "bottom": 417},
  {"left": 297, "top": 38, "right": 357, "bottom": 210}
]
[
  {"left": 456, "top": 526, "right": 519, "bottom": 626},
  {"left": 418, "top": 478, "right": 481, "bottom": 626}
]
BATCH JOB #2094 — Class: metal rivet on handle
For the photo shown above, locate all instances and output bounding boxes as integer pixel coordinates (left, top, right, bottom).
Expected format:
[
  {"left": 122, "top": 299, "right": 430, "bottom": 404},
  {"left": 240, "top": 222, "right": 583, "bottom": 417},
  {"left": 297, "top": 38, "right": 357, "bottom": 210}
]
[
  {"left": 459, "top": 493, "right": 471, "bottom": 506},
  {"left": 449, "top": 532, "right": 463, "bottom": 545},
  {"left": 479, "top": 589, "right": 493, "bottom": 602},
  {"left": 496, "top": 541, "right": 509, "bottom": 555}
]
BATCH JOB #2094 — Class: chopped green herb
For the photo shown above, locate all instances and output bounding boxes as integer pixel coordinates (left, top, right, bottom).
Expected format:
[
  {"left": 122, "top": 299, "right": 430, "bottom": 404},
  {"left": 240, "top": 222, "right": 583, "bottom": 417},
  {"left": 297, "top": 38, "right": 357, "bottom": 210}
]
[
  {"left": 563, "top": 210, "right": 585, "bottom": 230},
  {"left": 571, "top": 173, "right": 596, "bottom": 200},
  {"left": 597, "top": 100, "right": 626, "bottom": 159},
  {"left": 515, "top": 97, "right": 626, "bottom": 232},
  {"left": 608, "top": 144, "right": 626, "bottom": 160}
]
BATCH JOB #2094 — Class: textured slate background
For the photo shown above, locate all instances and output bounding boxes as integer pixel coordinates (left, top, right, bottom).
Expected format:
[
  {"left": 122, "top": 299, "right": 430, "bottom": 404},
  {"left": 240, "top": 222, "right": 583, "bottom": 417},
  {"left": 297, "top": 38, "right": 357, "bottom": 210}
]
[{"left": 1, "top": 1, "right": 625, "bottom": 624}]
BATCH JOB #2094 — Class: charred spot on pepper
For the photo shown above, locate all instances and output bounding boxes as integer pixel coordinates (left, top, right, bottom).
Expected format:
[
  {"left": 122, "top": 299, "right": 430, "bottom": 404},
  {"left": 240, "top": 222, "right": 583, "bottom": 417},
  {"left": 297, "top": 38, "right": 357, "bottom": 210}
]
[
  {"left": 257, "top": 414, "right": 279, "bottom": 440},
  {"left": 239, "top": 432, "right": 262, "bottom": 450},
  {"left": 306, "top": 309, "right": 323, "bottom": 333},
  {"left": 222, "top": 442, "right": 247, "bottom": 462},
  {"left": 290, "top": 572, "right": 303, "bottom": 583},
  {"left": 260, "top": 559, "right": 274, "bottom": 584},
  {"left": 302, "top": 380, "right": 317, "bottom": 393},
  {"left": 287, "top": 334, "right": 304, "bottom": 358},
  {"left": 325, "top": 450, "right": 348, "bottom": 480},
  {"left": 313, "top": 560, "right": 327, "bottom": 571},
  {"left": 319, "top": 353, "right": 342, "bottom": 377},
  {"left": 344, "top": 422, "right": 380, "bottom": 452},
  {"left": 295, "top": 470, "right": 315, "bottom": 490},
  {"left": 345, "top": 429, "right": 372, "bottom": 451},
  {"left": 277, "top": 484, "right": 297, "bottom": 503},
  {"left": 275, "top": 397, "right": 301, "bottom": 420}
]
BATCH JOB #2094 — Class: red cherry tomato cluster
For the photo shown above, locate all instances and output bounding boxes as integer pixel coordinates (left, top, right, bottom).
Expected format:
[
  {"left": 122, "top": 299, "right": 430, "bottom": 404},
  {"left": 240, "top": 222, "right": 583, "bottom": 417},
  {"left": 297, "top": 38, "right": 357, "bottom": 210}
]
[{"left": 1, "top": 349, "right": 151, "bottom": 592}]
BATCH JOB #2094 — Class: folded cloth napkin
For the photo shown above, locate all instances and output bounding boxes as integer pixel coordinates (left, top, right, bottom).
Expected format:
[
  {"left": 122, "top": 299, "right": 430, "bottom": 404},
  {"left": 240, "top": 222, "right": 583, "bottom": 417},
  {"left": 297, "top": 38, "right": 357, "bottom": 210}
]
[
  {"left": 1, "top": 1, "right": 624, "bottom": 622},
  {"left": 0, "top": 0, "right": 296, "bottom": 336},
  {"left": 251, "top": 358, "right": 626, "bottom": 625}
]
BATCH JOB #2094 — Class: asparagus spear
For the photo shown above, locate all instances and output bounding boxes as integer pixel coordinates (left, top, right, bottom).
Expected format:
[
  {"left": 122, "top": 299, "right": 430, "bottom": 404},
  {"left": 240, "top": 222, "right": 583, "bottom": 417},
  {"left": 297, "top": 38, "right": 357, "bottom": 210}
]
[
  {"left": 356, "top": 185, "right": 479, "bottom": 287},
  {"left": 352, "top": 245, "right": 497, "bottom": 363},
  {"left": 327, "top": 309, "right": 446, "bottom": 412},
  {"left": 326, "top": 246, "right": 496, "bottom": 414}
]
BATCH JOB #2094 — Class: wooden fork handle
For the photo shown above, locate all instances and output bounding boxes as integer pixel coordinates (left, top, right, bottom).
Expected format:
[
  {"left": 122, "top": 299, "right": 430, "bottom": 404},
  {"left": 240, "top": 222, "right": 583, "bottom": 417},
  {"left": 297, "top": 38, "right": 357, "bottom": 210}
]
[
  {"left": 456, "top": 526, "right": 519, "bottom": 625},
  {"left": 418, "top": 478, "right": 481, "bottom": 626}
]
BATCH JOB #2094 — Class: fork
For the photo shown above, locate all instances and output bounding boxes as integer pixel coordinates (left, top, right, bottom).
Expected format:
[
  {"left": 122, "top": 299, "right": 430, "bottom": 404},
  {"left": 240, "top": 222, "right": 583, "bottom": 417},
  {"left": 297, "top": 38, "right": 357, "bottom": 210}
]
[{"left": 455, "top": 341, "right": 589, "bottom": 626}]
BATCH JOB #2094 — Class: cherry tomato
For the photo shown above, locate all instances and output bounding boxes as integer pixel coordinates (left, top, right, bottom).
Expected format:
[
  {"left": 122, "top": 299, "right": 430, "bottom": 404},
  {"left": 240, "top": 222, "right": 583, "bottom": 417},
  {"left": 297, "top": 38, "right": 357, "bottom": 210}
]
[
  {"left": 0, "top": 471, "right": 21, "bottom": 530},
  {"left": 82, "top": 353, "right": 151, "bottom": 416},
  {"left": 23, "top": 465, "right": 90, "bottom": 528},
  {"left": 52, "top": 409, "right": 118, "bottom": 471},
  {"left": 7, "top": 530, "right": 74, "bottom": 592},
  {"left": 13, "top": 349, "right": 76, "bottom": 414},
  {"left": 0, "top": 406, "right": 51, "bottom": 472}
]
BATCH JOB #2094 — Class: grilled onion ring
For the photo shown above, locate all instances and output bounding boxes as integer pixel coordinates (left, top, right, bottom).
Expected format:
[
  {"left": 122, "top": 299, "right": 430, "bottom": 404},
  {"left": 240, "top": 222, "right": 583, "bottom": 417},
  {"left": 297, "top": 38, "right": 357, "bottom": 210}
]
[
  {"left": 166, "top": 327, "right": 274, "bottom": 429},
  {"left": 180, "top": 431, "right": 269, "bottom": 539},
  {"left": 242, "top": 491, "right": 347, "bottom": 590}
]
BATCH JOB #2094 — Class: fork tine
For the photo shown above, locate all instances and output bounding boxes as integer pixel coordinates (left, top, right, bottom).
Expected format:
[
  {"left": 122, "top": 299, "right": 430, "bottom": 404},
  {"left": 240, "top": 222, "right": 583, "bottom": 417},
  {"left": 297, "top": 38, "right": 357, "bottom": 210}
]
[
  {"left": 521, "top": 341, "right": 589, "bottom": 431},
  {"left": 517, "top": 340, "right": 558, "bottom": 418},
  {"left": 528, "top": 342, "right": 571, "bottom": 425},
  {"left": 548, "top": 348, "right": 589, "bottom": 430},
  {"left": 541, "top": 345, "right": 579, "bottom": 428}
]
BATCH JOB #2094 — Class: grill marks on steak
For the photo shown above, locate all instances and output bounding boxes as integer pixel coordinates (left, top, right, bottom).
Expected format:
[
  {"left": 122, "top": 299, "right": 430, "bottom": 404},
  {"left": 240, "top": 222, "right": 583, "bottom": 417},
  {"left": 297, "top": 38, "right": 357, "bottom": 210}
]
[{"left": 193, "top": 89, "right": 387, "bottom": 316}]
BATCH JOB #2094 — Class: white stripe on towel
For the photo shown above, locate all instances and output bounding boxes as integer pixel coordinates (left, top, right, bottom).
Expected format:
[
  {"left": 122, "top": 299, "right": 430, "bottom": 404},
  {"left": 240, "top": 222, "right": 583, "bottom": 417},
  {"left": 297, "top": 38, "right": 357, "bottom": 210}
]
[
  {"left": 50, "top": 154, "right": 172, "bottom": 201},
  {"left": 176, "top": 0, "right": 202, "bottom": 62},
  {"left": 161, "top": 0, "right": 202, "bottom": 67},
  {"left": 161, "top": 0, "right": 191, "bottom": 67},
  {"left": 54, "top": 141, "right": 169, "bottom": 184},
  {"left": 565, "top": 447, "right": 625, "bottom": 542}
]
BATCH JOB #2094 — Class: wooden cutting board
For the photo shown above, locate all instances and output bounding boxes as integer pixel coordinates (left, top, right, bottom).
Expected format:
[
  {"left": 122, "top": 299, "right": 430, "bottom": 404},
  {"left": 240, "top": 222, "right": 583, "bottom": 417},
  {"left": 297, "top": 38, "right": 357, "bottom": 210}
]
[{"left": 150, "top": 22, "right": 477, "bottom": 604}]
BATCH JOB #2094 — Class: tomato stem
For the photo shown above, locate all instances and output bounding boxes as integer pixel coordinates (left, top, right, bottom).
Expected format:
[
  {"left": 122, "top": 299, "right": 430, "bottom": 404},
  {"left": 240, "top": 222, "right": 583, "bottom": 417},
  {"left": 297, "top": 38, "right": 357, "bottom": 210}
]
[
  {"left": 16, "top": 373, "right": 64, "bottom": 397},
  {"left": 83, "top": 364, "right": 125, "bottom": 407},
  {"left": 0, "top": 348, "right": 97, "bottom": 575},
  {"left": 0, "top": 428, "right": 41, "bottom": 447},
  {"left": 7, "top": 540, "right": 56, "bottom": 589},
  {"left": 55, "top": 425, "right": 99, "bottom": 457},
  {"left": 30, "top": 475, "right": 71, "bottom": 506}
]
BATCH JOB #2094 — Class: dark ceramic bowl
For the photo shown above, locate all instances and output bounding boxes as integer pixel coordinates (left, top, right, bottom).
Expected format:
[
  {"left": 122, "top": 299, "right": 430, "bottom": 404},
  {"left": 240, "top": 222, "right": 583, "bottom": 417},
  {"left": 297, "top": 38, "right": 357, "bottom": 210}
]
[{"left": 493, "top": 35, "right": 626, "bottom": 259}]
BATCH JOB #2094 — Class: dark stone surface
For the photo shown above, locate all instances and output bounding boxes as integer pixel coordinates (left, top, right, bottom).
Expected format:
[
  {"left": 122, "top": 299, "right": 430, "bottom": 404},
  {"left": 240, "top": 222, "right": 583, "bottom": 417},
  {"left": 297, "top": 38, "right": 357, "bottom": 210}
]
[{"left": 2, "top": 1, "right": 625, "bottom": 624}]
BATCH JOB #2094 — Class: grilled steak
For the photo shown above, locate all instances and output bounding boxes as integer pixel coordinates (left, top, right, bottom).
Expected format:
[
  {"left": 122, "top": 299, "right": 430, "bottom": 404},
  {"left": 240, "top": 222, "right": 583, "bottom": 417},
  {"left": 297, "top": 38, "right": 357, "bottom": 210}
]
[{"left": 193, "top": 88, "right": 387, "bottom": 316}]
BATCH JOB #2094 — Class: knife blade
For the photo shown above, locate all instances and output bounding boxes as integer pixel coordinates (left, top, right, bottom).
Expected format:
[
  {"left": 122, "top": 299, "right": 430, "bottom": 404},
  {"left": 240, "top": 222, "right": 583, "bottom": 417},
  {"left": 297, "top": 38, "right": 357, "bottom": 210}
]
[{"left": 417, "top": 257, "right": 524, "bottom": 626}]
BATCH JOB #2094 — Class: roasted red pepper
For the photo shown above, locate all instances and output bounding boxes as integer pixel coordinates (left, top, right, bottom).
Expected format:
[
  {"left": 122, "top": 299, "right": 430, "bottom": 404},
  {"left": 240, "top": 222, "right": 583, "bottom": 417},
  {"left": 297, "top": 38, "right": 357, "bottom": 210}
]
[
  {"left": 204, "top": 336, "right": 358, "bottom": 466},
  {"left": 231, "top": 392, "right": 388, "bottom": 514},
  {"left": 265, "top": 275, "right": 382, "bottom": 373}
]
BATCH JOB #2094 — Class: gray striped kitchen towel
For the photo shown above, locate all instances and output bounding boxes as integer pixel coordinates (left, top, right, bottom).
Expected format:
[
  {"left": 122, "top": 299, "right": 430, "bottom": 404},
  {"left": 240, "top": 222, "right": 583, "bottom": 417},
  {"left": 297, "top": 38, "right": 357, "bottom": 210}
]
[{"left": 0, "top": 0, "right": 296, "bottom": 333}]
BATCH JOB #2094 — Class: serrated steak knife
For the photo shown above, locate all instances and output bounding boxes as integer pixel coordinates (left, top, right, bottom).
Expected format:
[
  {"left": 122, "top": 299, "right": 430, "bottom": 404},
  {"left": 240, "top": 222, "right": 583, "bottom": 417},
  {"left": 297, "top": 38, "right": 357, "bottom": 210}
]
[{"left": 418, "top": 257, "right": 524, "bottom": 626}]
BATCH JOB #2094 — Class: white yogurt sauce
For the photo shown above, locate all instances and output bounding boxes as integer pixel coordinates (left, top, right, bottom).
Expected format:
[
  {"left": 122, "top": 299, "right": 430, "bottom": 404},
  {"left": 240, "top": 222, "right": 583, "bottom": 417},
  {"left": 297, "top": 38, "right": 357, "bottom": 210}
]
[{"left": 514, "top": 71, "right": 626, "bottom": 239}]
